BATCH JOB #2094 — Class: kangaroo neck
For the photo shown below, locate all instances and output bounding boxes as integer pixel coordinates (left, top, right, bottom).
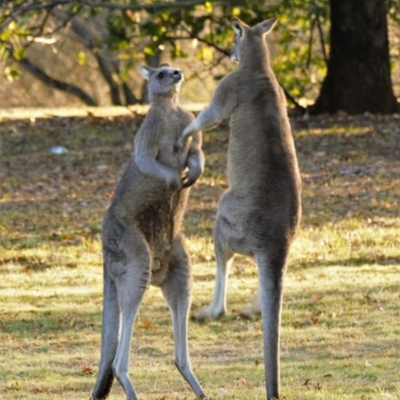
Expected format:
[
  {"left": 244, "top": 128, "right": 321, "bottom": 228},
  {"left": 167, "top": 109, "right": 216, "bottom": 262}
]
[
  {"left": 239, "top": 39, "right": 270, "bottom": 71},
  {"left": 150, "top": 93, "right": 179, "bottom": 109}
]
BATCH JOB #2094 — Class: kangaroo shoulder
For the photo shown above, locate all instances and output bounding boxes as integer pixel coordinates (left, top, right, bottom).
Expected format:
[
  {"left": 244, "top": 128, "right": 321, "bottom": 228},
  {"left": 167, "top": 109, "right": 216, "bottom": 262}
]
[
  {"left": 134, "top": 115, "right": 162, "bottom": 155},
  {"left": 212, "top": 70, "right": 241, "bottom": 104},
  {"left": 177, "top": 106, "right": 195, "bottom": 123},
  {"left": 219, "top": 70, "right": 240, "bottom": 90}
]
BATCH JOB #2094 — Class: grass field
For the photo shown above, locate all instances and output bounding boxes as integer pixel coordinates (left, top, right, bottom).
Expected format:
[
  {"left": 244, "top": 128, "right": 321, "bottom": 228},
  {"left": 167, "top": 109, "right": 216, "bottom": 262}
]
[{"left": 0, "top": 111, "right": 399, "bottom": 399}]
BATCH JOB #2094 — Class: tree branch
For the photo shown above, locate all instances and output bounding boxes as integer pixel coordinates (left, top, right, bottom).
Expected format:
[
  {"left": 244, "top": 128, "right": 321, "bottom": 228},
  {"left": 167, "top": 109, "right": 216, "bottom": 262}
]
[
  {"left": 53, "top": 8, "right": 139, "bottom": 105},
  {"left": 16, "top": 57, "right": 97, "bottom": 106},
  {"left": 1, "top": 0, "right": 213, "bottom": 32},
  {"left": 315, "top": 13, "right": 328, "bottom": 65},
  {"left": 5, "top": 0, "right": 210, "bottom": 13},
  {"left": 282, "top": 87, "right": 306, "bottom": 114},
  {"left": 77, "top": 0, "right": 212, "bottom": 11},
  {"left": 306, "top": 17, "right": 317, "bottom": 69}
]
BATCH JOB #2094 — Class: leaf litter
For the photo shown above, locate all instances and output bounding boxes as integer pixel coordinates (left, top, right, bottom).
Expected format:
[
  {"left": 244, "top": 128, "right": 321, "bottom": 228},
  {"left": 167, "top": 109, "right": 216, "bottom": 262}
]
[{"left": 0, "top": 112, "right": 400, "bottom": 399}]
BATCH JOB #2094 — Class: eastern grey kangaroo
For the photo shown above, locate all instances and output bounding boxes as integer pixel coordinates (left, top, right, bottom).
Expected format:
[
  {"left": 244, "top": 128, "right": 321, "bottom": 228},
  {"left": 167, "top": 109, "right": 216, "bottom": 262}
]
[
  {"left": 177, "top": 17, "right": 301, "bottom": 400},
  {"left": 91, "top": 64, "right": 208, "bottom": 400}
]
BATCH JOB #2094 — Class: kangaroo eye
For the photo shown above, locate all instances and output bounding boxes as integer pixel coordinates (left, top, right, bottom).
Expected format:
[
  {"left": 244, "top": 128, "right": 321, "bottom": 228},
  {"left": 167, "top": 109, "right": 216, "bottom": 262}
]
[{"left": 158, "top": 72, "right": 165, "bottom": 79}]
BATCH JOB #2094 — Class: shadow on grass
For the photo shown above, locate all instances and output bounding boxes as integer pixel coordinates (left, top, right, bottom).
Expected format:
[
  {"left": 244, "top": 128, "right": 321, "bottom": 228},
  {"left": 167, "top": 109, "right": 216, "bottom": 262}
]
[
  {"left": 294, "top": 256, "right": 400, "bottom": 269},
  {"left": 0, "top": 310, "right": 99, "bottom": 335},
  {"left": 192, "top": 254, "right": 400, "bottom": 284}
]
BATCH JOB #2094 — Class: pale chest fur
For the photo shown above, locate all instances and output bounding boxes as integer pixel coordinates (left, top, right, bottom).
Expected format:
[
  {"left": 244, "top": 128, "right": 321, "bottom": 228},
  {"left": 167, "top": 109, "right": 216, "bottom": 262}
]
[{"left": 144, "top": 107, "right": 192, "bottom": 172}]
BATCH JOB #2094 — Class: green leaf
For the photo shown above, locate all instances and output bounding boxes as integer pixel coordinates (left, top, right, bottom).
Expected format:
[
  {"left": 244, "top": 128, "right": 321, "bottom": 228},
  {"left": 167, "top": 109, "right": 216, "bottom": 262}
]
[
  {"left": 4, "top": 67, "right": 20, "bottom": 82},
  {"left": 204, "top": 2, "right": 213, "bottom": 13},
  {"left": 13, "top": 48, "right": 26, "bottom": 61},
  {"left": 77, "top": 51, "right": 86, "bottom": 66}
]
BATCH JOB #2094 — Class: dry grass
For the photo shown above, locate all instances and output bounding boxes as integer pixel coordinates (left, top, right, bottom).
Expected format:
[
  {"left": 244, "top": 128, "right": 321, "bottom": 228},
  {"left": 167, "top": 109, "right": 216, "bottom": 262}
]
[{"left": 0, "top": 111, "right": 399, "bottom": 399}]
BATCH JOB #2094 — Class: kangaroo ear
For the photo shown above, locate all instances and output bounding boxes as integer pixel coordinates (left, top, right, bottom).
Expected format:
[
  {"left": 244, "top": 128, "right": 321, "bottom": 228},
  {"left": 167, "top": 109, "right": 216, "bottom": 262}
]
[
  {"left": 138, "top": 65, "right": 153, "bottom": 80},
  {"left": 259, "top": 16, "right": 279, "bottom": 35},
  {"left": 232, "top": 18, "right": 247, "bottom": 37}
]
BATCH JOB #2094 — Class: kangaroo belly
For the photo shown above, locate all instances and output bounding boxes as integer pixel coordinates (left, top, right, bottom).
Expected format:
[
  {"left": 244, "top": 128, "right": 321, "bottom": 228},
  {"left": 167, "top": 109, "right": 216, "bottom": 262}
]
[
  {"left": 215, "top": 191, "right": 253, "bottom": 256},
  {"left": 216, "top": 186, "right": 300, "bottom": 256}
]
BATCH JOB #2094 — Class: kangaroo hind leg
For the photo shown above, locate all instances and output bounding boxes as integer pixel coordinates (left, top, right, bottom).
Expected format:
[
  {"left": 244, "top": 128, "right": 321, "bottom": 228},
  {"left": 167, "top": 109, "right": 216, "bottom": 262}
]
[
  {"left": 240, "top": 289, "right": 261, "bottom": 320},
  {"left": 161, "top": 236, "right": 209, "bottom": 399},
  {"left": 110, "top": 232, "right": 151, "bottom": 400},
  {"left": 113, "top": 260, "right": 150, "bottom": 400},
  {"left": 91, "top": 272, "right": 119, "bottom": 400},
  {"left": 194, "top": 213, "right": 234, "bottom": 321}
]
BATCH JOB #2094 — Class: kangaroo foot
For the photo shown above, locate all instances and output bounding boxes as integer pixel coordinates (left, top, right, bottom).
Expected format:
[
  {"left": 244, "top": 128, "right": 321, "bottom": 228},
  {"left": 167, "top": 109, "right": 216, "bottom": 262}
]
[{"left": 192, "top": 305, "right": 225, "bottom": 321}]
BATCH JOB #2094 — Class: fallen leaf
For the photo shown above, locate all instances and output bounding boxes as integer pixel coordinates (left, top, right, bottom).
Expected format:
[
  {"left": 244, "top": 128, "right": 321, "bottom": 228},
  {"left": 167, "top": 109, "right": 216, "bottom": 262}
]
[
  {"left": 82, "top": 365, "right": 94, "bottom": 375},
  {"left": 308, "top": 294, "right": 323, "bottom": 304},
  {"left": 143, "top": 320, "right": 152, "bottom": 329}
]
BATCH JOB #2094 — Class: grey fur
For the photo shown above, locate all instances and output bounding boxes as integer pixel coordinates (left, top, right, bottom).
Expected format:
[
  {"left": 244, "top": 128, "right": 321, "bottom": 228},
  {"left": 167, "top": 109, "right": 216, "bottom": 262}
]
[
  {"left": 177, "top": 17, "right": 301, "bottom": 400},
  {"left": 90, "top": 64, "right": 208, "bottom": 400}
]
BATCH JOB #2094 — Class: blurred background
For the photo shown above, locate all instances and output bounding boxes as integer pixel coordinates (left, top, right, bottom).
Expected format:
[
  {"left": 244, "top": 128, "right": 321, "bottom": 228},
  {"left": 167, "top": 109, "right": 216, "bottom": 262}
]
[
  {"left": 1, "top": 4, "right": 399, "bottom": 398},
  {"left": 1, "top": 0, "right": 399, "bottom": 114}
]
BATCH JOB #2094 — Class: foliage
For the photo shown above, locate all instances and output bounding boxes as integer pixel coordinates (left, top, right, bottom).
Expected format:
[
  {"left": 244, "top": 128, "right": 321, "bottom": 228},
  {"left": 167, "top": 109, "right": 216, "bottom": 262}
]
[
  {"left": 388, "top": 0, "right": 400, "bottom": 23},
  {"left": 0, "top": 1, "right": 400, "bottom": 106},
  {"left": 0, "top": 110, "right": 400, "bottom": 398},
  {"left": 0, "top": 1, "right": 352, "bottom": 105}
]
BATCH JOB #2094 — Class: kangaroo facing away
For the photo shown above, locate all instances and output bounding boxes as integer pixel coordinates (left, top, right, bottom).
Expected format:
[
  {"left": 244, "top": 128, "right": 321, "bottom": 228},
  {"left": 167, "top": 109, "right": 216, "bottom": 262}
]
[
  {"left": 91, "top": 64, "right": 208, "bottom": 400},
  {"left": 177, "top": 18, "right": 302, "bottom": 400}
]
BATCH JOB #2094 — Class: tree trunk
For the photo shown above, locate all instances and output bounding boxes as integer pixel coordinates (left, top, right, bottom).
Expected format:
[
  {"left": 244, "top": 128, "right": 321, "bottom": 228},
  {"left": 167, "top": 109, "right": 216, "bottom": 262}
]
[
  {"left": 311, "top": 0, "right": 398, "bottom": 114},
  {"left": 53, "top": 9, "right": 139, "bottom": 106}
]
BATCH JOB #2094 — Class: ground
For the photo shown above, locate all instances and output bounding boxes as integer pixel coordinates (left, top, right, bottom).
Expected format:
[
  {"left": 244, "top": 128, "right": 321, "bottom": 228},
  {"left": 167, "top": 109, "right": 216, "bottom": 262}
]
[{"left": 0, "top": 110, "right": 399, "bottom": 399}]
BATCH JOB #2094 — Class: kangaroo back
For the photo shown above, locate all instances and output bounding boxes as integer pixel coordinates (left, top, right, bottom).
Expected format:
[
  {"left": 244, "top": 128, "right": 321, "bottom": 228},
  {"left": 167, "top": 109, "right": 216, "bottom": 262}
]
[
  {"left": 229, "top": 18, "right": 300, "bottom": 205},
  {"left": 183, "top": 17, "right": 301, "bottom": 400}
]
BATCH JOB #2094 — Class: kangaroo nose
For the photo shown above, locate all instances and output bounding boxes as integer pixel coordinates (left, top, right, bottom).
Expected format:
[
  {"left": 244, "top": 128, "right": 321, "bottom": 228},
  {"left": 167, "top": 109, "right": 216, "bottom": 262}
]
[{"left": 173, "top": 70, "right": 182, "bottom": 80}]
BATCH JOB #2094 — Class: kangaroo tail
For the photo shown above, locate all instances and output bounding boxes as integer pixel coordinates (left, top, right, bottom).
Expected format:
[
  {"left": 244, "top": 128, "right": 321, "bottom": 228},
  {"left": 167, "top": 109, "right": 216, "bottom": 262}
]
[{"left": 91, "top": 270, "right": 120, "bottom": 400}]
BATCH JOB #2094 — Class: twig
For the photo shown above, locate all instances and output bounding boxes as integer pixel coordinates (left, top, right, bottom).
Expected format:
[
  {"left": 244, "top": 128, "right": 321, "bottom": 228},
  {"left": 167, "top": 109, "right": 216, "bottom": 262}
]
[
  {"left": 169, "top": 34, "right": 230, "bottom": 56},
  {"left": 312, "top": 2, "right": 328, "bottom": 65},
  {"left": 282, "top": 87, "right": 306, "bottom": 114},
  {"left": 306, "top": 17, "right": 317, "bottom": 69},
  {"left": 17, "top": 56, "right": 97, "bottom": 106},
  {"left": 1, "top": 0, "right": 213, "bottom": 31},
  {"left": 78, "top": 0, "right": 212, "bottom": 11}
]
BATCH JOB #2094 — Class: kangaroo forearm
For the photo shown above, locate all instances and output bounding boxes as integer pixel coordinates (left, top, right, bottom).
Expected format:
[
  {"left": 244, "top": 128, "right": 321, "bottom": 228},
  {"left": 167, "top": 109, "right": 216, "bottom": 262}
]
[
  {"left": 184, "top": 152, "right": 204, "bottom": 186},
  {"left": 136, "top": 154, "right": 176, "bottom": 182},
  {"left": 182, "top": 108, "right": 222, "bottom": 139},
  {"left": 187, "top": 150, "right": 204, "bottom": 175}
]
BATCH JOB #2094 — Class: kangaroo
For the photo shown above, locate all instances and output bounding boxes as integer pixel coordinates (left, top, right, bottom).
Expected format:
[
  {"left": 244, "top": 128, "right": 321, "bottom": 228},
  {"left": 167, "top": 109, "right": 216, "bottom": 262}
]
[
  {"left": 90, "top": 64, "right": 208, "bottom": 400},
  {"left": 177, "top": 17, "right": 302, "bottom": 400}
]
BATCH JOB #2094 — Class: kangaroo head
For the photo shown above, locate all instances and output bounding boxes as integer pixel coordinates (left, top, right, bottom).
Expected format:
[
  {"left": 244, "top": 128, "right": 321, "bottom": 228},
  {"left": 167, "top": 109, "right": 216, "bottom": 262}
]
[
  {"left": 230, "top": 16, "right": 278, "bottom": 63},
  {"left": 139, "top": 63, "right": 184, "bottom": 101}
]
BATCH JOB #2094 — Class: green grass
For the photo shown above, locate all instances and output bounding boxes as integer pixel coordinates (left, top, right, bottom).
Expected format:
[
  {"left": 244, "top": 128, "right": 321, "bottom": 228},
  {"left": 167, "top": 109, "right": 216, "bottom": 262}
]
[{"left": 0, "top": 112, "right": 399, "bottom": 399}]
